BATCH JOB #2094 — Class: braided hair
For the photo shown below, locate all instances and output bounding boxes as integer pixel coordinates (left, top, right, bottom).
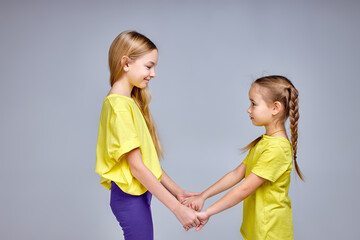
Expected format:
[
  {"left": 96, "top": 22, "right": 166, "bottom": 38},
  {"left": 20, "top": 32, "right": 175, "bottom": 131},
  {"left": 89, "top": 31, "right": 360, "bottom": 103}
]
[{"left": 242, "top": 75, "right": 304, "bottom": 180}]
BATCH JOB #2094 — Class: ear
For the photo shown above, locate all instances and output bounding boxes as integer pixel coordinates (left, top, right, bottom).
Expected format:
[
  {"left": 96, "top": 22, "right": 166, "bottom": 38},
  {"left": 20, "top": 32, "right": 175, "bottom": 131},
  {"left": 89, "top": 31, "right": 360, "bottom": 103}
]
[
  {"left": 121, "top": 56, "right": 130, "bottom": 72},
  {"left": 272, "top": 101, "right": 282, "bottom": 116}
]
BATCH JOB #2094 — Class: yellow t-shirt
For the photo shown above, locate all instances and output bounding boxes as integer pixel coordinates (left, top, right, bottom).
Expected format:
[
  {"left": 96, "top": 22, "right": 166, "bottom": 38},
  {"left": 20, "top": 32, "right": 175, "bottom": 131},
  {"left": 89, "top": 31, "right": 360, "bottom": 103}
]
[
  {"left": 241, "top": 135, "right": 294, "bottom": 240},
  {"left": 95, "top": 94, "right": 162, "bottom": 195}
]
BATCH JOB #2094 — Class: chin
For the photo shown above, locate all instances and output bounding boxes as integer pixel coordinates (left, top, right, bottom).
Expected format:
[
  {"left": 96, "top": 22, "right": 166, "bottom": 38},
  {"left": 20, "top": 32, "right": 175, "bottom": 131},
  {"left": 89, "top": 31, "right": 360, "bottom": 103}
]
[
  {"left": 135, "top": 84, "right": 148, "bottom": 89},
  {"left": 252, "top": 121, "right": 261, "bottom": 126}
]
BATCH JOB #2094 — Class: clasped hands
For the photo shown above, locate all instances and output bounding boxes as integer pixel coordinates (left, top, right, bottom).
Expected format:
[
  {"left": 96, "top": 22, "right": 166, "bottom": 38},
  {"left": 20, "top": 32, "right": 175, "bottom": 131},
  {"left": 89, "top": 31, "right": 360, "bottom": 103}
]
[{"left": 176, "top": 191, "right": 209, "bottom": 231}]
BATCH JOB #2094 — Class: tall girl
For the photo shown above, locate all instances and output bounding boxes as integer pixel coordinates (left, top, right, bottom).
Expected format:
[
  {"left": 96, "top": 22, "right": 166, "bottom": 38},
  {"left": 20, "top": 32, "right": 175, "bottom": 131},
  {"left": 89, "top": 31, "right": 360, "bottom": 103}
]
[
  {"left": 96, "top": 31, "right": 199, "bottom": 240},
  {"left": 183, "top": 75, "right": 303, "bottom": 239}
]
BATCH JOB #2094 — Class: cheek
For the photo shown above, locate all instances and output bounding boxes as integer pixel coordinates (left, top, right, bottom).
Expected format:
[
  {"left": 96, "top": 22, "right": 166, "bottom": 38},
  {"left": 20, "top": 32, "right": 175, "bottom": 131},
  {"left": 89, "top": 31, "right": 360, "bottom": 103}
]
[
  {"left": 140, "top": 69, "right": 149, "bottom": 77},
  {"left": 251, "top": 107, "right": 258, "bottom": 115}
]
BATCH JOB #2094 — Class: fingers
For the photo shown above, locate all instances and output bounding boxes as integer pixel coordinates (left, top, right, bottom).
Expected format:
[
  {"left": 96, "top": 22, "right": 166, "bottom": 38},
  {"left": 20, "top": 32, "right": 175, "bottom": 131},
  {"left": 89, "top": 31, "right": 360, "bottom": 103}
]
[
  {"left": 181, "top": 197, "right": 195, "bottom": 207},
  {"left": 191, "top": 204, "right": 196, "bottom": 211},
  {"left": 179, "top": 205, "right": 204, "bottom": 231},
  {"left": 189, "top": 216, "right": 199, "bottom": 229},
  {"left": 196, "top": 204, "right": 200, "bottom": 212},
  {"left": 188, "top": 203, "right": 199, "bottom": 211},
  {"left": 183, "top": 224, "right": 197, "bottom": 231},
  {"left": 194, "top": 216, "right": 200, "bottom": 226},
  {"left": 184, "top": 224, "right": 193, "bottom": 231},
  {"left": 191, "top": 203, "right": 198, "bottom": 211},
  {"left": 183, "top": 213, "right": 201, "bottom": 231},
  {"left": 196, "top": 223, "right": 204, "bottom": 231}
]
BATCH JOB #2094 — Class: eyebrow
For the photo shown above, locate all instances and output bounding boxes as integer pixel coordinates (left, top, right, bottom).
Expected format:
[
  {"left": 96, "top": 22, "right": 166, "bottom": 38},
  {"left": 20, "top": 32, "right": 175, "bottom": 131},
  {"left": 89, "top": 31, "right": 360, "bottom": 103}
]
[
  {"left": 249, "top": 98, "right": 255, "bottom": 102},
  {"left": 147, "top": 61, "right": 156, "bottom": 65}
]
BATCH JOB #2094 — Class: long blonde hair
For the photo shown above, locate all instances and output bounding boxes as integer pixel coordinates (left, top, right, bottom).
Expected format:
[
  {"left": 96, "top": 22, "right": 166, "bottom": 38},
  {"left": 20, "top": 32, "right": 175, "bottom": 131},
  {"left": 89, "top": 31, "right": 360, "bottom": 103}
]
[
  {"left": 242, "top": 75, "right": 303, "bottom": 180},
  {"left": 108, "top": 30, "right": 163, "bottom": 158}
]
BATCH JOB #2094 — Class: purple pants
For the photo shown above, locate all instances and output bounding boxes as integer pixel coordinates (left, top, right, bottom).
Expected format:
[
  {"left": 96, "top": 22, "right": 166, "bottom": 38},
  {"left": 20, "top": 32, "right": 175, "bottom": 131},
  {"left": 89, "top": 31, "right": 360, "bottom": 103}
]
[{"left": 110, "top": 182, "right": 153, "bottom": 240}]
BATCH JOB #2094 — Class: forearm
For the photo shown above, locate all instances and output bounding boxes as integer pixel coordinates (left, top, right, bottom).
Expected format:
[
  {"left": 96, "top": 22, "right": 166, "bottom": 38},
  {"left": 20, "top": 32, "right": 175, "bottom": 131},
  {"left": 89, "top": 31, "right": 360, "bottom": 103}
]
[
  {"left": 128, "top": 151, "right": 181, "bottom": 212},
  {"left": 201, "top": 172, "right": 240, "bottom": 199},
  {"left": 201, "top": 163, "right": 246, "bottom": 200},
  {"left": 205, "top": 172, "right": 265, "bottom": 217},
  {"left": 160, "top": 169, "right": 183, "bottom": 198},
  {"left": 205, "top": 184, "right": 248, "bottom": 216},
  {"left": 128, "top": 148, "right": 201, "bottom": 229}
]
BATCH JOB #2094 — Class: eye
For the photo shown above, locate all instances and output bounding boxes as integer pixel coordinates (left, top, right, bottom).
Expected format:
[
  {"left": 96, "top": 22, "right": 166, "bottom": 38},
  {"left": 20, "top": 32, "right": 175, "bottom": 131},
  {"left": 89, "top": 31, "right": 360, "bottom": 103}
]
[{"left": 146, "top": 66, "right": 151, "bottom": 69}]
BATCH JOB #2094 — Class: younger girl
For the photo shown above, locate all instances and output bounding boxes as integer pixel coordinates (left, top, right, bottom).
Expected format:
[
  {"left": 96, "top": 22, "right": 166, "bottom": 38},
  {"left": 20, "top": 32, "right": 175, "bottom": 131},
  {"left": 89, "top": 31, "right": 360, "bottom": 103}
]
[
  {"left": 183, "top": 75, "right": 303, "bottom": 239},
  {"left": 95, "top": 31, "right": 200, "bottom": 240}
]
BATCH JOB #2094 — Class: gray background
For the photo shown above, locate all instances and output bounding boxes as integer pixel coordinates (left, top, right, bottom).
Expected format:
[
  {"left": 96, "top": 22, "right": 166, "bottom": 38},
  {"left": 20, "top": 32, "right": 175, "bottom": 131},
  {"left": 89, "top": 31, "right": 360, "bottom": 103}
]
[{"left": 1, "top": 0, "right": 359, "bottom": 239}]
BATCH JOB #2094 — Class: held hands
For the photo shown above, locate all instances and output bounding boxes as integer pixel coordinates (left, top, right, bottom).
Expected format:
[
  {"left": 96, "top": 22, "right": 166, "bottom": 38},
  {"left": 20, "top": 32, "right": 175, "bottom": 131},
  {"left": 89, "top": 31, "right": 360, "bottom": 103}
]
[
  {"left": 195, "top": 211, "right": 210, "bottom": 231},
  {"left": 181, "top": 194, "right": 206, "bottom": 212},
  {"left": 174, "top": 204, "right": 200, "bottom": 231},
  {"left": 175, "top": 190, "right": 210, "bottom": 231},
  {"left": 176, "top": 190, "right": 200, "bottom": 203},
  {"left": 176, "top": 192, "right": 209, "bottom": 231},
  {"left": 176, "top": 207, "right": 210, "bottom": 232}
]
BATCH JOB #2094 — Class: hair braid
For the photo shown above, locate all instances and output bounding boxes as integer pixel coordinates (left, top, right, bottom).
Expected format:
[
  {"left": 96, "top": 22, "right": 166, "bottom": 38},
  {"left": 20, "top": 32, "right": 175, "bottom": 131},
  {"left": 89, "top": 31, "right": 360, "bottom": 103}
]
[
  {"left": 289, "top": 86, "right": 304, "bottom": 180},
  {"left": 243, "top": 75, "right": 304, "bottom": 181}
]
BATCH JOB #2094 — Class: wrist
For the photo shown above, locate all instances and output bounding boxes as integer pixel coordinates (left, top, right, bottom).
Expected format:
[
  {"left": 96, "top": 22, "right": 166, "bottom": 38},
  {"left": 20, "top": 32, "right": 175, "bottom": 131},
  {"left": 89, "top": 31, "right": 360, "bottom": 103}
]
[
  {"left": 199, "top": 192, "right": 208, "bottom": 200},
  {"left": 203, "top": 209, "right": 212, "bottom": 218},
  {"left": 171, "top": 201, "right": 183, "bottom": 214},
  {"left": 174, "top": 188, "right": 183, "bottom": 199}
]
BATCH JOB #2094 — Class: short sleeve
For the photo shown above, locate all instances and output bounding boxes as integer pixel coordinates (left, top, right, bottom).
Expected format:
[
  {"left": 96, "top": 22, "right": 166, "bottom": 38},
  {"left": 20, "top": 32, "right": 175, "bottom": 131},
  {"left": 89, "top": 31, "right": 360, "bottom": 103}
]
[
  {"left": 251, "top": 144, "right": 291, "bottom": 182},
  {"left": 108, "top": 108, "right": 141, "bottom": 161},
  {"left": 242, "top": 150, "right": 251, "bottom": 165}
]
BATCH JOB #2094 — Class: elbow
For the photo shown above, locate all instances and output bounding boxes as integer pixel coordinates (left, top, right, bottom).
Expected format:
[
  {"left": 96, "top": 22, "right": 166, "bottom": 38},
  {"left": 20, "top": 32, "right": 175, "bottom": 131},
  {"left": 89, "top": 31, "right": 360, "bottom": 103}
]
[
  {"left": 129, "top": 163, "right": 143, "bottom": 179},
  {"left": 128, "top": 158, "right": 146, "bottom": 180},
  {"left": 228, "top": 170, "right": 243, "bottom": 184},
  {"left": 127, "top": 148, "right": 147, "bottom": 181},
  {"left": 236, "top": 184, "right": 253, "bottom": 200}
]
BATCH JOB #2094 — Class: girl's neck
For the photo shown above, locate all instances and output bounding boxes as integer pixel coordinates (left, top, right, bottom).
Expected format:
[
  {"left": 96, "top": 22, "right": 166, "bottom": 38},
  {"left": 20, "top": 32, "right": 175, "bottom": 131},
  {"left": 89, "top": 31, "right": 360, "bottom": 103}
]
[
  {"left": 265, "top": 123, "right": 287, "bottom": 138},
  {"left": 108, "top": 79, "right": 133, "bottom": 97}
]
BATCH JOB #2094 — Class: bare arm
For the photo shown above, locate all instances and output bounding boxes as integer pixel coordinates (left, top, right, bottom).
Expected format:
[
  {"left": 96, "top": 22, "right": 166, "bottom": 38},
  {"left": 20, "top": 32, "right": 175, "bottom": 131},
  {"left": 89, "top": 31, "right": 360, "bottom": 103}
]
[
  {"left": 182, "top": 163, "right": 246, "bottom": 211},
  {"left": 200, "top": 163, "right": 247, "bottom": 199},
  {"left": 127, "top": 148, "right": 200, "bottom": 229},
  {"left": 196, "top": 172, "right": 266, "bottom": 231},
  {"left": 161, "top": 169, "right": 200, "bottom": 202}
]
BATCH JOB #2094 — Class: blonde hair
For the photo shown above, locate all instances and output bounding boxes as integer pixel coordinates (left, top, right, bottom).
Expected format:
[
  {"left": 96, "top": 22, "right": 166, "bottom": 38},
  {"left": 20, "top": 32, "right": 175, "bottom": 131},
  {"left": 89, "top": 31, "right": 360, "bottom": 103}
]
[
  {"left": 243, "top": 75, "right": 303, "bottom": 180},
  {"left": 108, "top": 30, "right": 163, "bottom": 158}
]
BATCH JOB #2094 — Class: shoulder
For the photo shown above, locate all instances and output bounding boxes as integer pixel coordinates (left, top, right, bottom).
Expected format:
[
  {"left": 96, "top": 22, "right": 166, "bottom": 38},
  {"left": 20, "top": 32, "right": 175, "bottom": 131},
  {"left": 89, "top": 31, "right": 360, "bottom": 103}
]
[
  {"left": 104, "top": 95, "right": 135, "bottom": 113},
  {"left": 258, "top": 136, "right": 292, "bottom": 159}
]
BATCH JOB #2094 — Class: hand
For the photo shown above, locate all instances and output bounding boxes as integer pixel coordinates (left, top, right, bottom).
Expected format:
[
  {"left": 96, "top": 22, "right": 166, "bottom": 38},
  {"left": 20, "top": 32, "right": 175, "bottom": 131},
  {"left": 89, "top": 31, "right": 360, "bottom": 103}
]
[
  {"left": 195, "top": 211, "right": 210, "bottom": 231},
  {"left": 173, "top": 204, "right": 200, "bottom": 231},
  {"left": 181, "top": 195, "right": 206, "bottom": 212},
  {"left": 176, "top": 190, "right": 200, "bottom": 203}
]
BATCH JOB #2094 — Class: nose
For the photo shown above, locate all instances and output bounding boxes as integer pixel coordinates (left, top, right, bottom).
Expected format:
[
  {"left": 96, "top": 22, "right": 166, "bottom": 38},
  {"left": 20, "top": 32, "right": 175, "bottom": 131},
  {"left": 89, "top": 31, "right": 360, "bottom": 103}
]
[
  {"left": 247, "top": 107, "right": 251, "bottom": 114},
  {"left": 150, "top": 69, "right": 156, "bottom": 78}
]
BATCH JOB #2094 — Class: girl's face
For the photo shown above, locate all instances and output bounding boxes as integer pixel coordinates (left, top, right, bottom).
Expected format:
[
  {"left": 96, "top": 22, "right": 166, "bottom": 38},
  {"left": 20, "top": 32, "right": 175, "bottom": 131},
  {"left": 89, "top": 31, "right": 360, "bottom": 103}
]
[
  {"left": 125, "top": 49, "right": 158, "bottom": 89},
  {"left": 247, "top": 85, "right": 274, "bottom": 126}
]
